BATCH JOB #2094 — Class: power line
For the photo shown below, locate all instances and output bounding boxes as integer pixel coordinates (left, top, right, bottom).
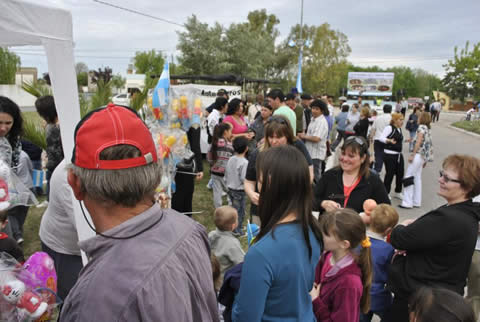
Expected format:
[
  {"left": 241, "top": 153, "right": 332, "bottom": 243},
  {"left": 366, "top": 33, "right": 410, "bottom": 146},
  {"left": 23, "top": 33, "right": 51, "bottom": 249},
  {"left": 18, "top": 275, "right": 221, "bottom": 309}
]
[{"left": 92, "top": 0, "right": 185, "bottom": 28}]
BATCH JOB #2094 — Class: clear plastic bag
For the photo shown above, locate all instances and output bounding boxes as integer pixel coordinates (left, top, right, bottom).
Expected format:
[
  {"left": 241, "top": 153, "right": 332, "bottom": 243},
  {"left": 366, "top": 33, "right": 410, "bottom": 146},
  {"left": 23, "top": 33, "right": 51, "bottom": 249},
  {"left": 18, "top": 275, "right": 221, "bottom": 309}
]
[
  {"left": 0, "top": 252, "right": 60, "bottom": 322},
  {"left": 0, "top": 160, "right": 37, "bottom": 210}
]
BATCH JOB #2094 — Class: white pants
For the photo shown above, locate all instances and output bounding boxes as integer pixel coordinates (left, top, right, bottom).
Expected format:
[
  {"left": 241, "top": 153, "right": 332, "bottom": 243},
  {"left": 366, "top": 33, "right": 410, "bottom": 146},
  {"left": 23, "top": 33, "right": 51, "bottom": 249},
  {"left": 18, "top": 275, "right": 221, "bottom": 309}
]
[
  {"left": 212, "top": 174, "right": 228, "bottom": 209},
  {"left": 401, "top": 153, "right": 424, "bottom": 207}
]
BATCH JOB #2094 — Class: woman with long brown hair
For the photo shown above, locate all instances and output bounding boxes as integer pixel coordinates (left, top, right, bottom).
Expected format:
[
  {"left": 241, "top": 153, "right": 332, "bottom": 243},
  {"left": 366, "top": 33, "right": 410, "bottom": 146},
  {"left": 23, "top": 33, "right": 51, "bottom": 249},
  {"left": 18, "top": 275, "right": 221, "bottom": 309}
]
[
  {"left": 244, "top": 115, "right": 313, "bottom": 223},
  {"left": 232, "top": 145, "right": 322, "bottom": 321}
]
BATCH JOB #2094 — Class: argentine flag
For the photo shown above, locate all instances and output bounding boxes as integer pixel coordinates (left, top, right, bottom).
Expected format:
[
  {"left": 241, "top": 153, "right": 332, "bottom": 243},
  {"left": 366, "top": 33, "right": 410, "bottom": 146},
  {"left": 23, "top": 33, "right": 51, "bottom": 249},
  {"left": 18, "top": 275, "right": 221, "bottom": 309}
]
[{"left": 152, "top": 62, "right": 169, "bottom": 108}]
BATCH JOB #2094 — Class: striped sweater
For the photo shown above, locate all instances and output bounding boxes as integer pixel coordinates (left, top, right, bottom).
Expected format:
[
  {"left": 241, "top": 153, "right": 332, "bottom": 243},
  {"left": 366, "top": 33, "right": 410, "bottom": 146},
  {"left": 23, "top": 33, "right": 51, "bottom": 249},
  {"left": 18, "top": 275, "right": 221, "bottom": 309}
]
[{"left": 207, "top": 138, "right": 234, "bottom": 177}]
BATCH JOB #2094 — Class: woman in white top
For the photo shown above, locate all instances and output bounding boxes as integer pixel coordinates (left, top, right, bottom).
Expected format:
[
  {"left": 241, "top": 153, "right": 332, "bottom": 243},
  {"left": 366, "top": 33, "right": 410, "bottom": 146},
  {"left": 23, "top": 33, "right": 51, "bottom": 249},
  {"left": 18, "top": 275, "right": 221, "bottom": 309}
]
[
  {"left": 379, "top": 113, "right": 405, "bottom": 199},
  {"left": 400, "top": 112, "right": 433, "bottom": 208}
]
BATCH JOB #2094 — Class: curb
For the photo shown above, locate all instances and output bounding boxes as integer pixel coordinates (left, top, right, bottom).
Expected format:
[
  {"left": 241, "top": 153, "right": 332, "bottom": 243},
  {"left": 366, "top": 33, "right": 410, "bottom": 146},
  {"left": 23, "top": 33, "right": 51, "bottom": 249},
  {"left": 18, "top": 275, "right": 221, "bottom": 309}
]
[{"left": 448, "top": 125, "right": 480, "bottom": 138}]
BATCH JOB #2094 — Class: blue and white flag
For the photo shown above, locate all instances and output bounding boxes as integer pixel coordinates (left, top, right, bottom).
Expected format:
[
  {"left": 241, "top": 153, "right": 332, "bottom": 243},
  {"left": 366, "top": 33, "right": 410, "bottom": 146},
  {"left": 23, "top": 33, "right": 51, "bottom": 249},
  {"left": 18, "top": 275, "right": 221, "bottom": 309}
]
[{"left": 152, "top": 62, "right": 169, "bottom": 108}]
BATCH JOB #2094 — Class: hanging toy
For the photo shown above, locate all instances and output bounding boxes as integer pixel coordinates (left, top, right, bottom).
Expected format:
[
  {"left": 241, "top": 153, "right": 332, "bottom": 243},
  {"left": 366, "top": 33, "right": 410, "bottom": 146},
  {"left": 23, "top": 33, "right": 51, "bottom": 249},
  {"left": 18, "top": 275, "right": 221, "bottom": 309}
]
[
  {"left": 163, "top": 135, "right": 177, "bottom": 159},
  {"left": 192, "top": 98, "right": 202, "bottom": 128},
  {"left": 179, "top": 95, "right": 191, "bottom": 131},
  {"left": 2, "top": 279, "right": 49, "bottom": 320},
  {"left": 170, "top": 99, "right": 181, "bottom": 129}
]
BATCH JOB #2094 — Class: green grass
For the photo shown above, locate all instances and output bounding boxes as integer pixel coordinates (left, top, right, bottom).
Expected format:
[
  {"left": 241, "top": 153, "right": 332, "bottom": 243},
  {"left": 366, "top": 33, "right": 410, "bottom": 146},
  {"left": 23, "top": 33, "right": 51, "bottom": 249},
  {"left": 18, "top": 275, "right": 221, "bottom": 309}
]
[
  {"left": 452, "top": 120, "right": 480, "bottom": 135},
  {"left": 23, "top": 160, "right": 250, "bottom": 257}
]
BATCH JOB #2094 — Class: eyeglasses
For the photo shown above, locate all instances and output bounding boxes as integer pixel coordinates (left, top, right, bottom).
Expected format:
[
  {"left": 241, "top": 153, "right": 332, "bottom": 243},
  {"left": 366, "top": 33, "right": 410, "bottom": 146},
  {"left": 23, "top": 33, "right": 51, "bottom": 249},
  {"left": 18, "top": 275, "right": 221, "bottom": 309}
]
[
  {"left": 439, "top": 170, "right": 462, "bottom": 184},
  {"left": 344, "top": 136, "right": 367, "bottom": 147}
]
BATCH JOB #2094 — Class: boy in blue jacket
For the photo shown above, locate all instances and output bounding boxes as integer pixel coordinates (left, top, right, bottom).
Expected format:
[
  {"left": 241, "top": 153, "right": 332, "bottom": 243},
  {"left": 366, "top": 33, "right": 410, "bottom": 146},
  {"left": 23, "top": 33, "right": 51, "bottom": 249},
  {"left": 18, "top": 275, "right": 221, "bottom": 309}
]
[{"left": 361, "top": 204, "right": 399, "bottom": 322}]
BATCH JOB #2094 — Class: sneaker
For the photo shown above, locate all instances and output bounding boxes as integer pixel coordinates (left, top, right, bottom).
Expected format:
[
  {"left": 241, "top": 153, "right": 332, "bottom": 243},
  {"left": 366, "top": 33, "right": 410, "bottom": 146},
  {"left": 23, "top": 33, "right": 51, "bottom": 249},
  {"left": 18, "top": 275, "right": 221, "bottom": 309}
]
[
  {"left": 36, "top": 200, "right": 49, "bottom": 208},
  {"left": 391, "top": 192, "right": 403, "bottom": 200},
  {"left": 17, "top": 237, "right": 24, "bottom": 244},
  {"left": 233, "top": 231, "right": 247, "bottom": 237},
  {"left": 398, "top": 204, "right": 412, "bottom": 209}
]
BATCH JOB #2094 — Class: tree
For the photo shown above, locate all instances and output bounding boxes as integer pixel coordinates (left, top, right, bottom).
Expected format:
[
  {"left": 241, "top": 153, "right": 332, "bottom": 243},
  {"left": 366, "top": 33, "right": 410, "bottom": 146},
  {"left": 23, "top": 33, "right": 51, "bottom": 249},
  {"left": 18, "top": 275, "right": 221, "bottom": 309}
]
[
  {"left": 177, "top": 15, "right": 228, "bottom": 75},
  {"left": 75, "top": 62, "right": 88, "bottom": 75},
  {"left": 413, "top": 69, "right": 442, "bottom": 98},
  {"left": 442, "top": 41, "right": 480, "bottom": 102},
  {"left": 177, "top": 11, "right": 280, "bottom": 78},
  {"left": 0, "top": 48, "right": 20, "bottom": 84},
  {"left": 389, "top": 66, "right": 418, "bottom": 98},
  {"left": 91, "top": 67, "right": 112, "bottom": 83},
  {"left": 280, "top": 23, "right": 351, "bottom": 95},
  {"left": 133, "top": 50, "right": 165, "bottom": 76},
  {"left": 223, "top": 10, "right": 280, "bottom": 78},
  {"left": 77, "top": 72, "right": 88, "bottom": 87},
  {"left": 111, "top": 74, "right": 126, "bottom": 92}
]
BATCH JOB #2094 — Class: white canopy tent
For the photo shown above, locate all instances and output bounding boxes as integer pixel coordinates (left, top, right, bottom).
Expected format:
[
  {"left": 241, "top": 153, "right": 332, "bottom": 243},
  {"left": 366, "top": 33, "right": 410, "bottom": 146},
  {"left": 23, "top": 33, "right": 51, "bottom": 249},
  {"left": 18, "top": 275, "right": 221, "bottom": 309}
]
[{"left": 0, "top": 0, "right": 94, "bottom": 260}]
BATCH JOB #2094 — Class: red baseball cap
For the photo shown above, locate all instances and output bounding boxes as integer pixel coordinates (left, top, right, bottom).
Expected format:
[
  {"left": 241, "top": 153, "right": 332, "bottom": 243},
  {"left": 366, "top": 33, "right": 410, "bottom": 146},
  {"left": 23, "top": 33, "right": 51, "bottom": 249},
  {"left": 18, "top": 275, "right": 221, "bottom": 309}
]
[{"left": 72, "top": 103, "right": 157, "bottom": 169}]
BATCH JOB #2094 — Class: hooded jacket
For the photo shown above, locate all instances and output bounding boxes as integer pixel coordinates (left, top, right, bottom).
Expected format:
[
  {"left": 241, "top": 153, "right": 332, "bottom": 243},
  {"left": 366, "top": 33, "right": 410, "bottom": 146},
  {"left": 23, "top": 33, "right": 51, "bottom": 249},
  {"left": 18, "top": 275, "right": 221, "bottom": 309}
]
[
  {"left": 388, "top": 199, "right": 480, "bottom": 297},
  {"left": 312, "top": 252, "right": 363, "bottom": 322}
]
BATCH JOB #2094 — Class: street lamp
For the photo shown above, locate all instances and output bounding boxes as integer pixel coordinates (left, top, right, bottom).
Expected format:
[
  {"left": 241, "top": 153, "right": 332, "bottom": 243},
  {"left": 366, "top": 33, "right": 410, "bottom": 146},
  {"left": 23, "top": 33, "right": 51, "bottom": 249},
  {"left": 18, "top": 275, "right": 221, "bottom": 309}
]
[{"left": 288, "top": 0, "right": 311, "bottom": 94}]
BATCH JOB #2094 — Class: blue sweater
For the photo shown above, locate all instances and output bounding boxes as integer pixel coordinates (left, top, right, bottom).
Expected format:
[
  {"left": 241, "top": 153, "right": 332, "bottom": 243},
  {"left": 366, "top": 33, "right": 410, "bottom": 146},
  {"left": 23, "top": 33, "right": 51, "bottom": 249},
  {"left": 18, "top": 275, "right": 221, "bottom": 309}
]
[
  {"left": 335, "top": 112, "right": 348, "bottom": 131},
  {"left": 232, "top": 222, "right": 321, "bottom": 322},
  {"left": 369, "top": 236, "right": 394, "bottom": 312}
]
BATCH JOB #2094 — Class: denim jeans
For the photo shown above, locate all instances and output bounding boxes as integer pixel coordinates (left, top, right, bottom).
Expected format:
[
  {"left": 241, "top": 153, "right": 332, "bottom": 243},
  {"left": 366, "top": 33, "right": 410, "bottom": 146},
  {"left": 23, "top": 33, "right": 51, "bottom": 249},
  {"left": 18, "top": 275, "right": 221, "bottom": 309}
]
[
  {"left": 7, "top": 205, "right": 29, "bottom": 241},
  {"left": 408, "top": 130, "right": 416, "bottom": 152},
  {"left": 228, "top": 189, "right": 246, "bottom": 234},
  {"left": 312, "top": 159, "right": 324, "bottom": 184}
]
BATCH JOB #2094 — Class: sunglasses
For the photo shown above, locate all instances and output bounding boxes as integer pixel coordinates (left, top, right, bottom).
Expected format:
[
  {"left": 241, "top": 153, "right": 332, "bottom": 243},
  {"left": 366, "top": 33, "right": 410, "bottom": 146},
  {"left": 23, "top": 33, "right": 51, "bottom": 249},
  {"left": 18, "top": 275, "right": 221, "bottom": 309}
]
[
  {"left": 344, "top": 136, "right": 367, "bottom": 147},
  {"left": 439, "top": 170, "right": 462, "bottom": 184},
  {"left": 267, "top": 116, "right": 288, "bottom": 125}
]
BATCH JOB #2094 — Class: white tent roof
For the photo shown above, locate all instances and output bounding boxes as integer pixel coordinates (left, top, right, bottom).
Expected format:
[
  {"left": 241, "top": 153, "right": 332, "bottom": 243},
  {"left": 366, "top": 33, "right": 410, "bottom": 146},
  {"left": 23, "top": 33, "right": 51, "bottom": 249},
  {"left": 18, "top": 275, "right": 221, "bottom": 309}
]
[{"left": 0, "top": 0, "right": 94, "bottom": 254}]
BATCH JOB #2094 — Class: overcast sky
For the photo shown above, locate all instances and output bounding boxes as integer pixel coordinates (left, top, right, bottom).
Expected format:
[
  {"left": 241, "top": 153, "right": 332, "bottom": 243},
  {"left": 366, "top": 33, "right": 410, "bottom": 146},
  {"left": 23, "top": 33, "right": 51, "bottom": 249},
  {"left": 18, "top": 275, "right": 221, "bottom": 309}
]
[{"left": 11, "top": 0, "right": 480, "bottom": 79}]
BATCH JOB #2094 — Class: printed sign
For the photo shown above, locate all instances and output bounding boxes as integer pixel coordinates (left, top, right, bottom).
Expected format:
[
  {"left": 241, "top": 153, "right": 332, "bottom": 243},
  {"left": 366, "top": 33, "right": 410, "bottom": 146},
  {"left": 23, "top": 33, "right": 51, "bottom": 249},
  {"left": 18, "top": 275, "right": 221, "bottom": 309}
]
[{"left": 347, "top": 72, "right": 394, "bottom": 97}]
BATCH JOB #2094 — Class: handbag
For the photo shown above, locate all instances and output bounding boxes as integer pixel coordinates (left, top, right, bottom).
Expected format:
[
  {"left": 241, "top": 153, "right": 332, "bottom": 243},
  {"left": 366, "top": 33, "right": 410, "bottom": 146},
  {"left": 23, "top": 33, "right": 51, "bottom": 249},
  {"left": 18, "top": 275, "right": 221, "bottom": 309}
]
[
  {"left": 402, "top": 176, "right": 414, "bottom": 187},
  {"left": 176, "top": 155, "right": 195, "bottom": 173}
]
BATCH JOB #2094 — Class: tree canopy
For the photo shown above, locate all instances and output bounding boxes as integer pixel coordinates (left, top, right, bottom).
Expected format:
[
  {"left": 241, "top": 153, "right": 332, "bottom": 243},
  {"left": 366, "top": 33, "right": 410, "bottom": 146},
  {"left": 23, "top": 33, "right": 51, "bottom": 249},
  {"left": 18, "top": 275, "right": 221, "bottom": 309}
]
[
  {"left": 134, "top": 50, "right": 165, "bottom": 75},
  {"left": 0, "top": 48, "right": 20, "bottom": 84},
  {"left": 174, "top": 9, "right": 447, "bottom": 98},
  {"left": 442, "top": 41, "right": 480, "bottom": 102}
]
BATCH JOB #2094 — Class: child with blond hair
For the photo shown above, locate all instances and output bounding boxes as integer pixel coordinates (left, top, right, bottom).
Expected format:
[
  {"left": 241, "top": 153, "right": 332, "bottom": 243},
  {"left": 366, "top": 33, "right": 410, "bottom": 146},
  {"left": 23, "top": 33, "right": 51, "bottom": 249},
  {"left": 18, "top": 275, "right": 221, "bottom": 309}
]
[
  {"left": 360, "top": 204, "right": 399, "bottom": 322},
  {"left": 208, "top": 206, "right": 245, "bottom": 278}
]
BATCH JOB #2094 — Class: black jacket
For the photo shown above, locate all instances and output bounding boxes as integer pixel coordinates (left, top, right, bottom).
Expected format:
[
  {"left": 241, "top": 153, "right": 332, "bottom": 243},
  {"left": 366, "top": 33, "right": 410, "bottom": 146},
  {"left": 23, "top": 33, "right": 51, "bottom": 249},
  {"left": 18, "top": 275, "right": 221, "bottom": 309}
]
[
  {"left": 388, "top": 200, "right": 480, "bottom": 297},
  {"left": 313, "top": 167, "right": 390, "bottom": 213},
  {"left": 354, "top": 118, "right": 369, "bottom": 139}
]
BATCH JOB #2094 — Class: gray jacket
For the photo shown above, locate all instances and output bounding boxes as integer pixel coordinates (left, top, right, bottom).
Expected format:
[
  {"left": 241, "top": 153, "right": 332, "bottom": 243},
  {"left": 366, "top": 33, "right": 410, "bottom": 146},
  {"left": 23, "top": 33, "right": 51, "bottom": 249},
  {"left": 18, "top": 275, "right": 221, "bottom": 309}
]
[
  {"left": 60, "top": 205, "right": 219, "bottom": 322},
  {"left": 208, "top": 228, "right": 244, "bottom": 276}
]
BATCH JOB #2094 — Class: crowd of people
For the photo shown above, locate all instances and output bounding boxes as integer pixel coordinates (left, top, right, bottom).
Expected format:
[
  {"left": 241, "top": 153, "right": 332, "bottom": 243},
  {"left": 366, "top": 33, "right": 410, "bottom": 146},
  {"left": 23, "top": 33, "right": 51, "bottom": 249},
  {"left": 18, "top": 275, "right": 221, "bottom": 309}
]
[{"left": 0, "top": 89, "right": 479, "bottom": 322}]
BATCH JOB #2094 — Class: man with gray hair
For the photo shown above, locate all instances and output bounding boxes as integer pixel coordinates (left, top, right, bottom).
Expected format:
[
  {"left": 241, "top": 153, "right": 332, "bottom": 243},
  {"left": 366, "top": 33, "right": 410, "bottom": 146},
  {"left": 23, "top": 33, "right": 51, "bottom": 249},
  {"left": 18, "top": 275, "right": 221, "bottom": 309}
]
[{"left": 60, "top": 103, "right": 219, "bottom": 321}]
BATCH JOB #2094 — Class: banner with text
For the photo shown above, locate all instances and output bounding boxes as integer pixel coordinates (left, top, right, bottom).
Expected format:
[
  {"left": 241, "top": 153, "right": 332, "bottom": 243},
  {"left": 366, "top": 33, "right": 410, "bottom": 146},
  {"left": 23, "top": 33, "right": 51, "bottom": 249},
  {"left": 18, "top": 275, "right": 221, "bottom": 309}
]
[{"left": 347, "top": 72, "right": 394, "bottom": 97}]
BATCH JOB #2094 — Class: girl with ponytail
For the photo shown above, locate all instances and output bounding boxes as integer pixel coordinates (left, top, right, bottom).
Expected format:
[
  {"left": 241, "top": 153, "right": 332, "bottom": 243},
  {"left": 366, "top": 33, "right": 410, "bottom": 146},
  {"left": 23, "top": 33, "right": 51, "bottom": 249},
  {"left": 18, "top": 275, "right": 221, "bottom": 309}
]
[{"left": 310, "top": 208, "right": 373, "bottom": 322}]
